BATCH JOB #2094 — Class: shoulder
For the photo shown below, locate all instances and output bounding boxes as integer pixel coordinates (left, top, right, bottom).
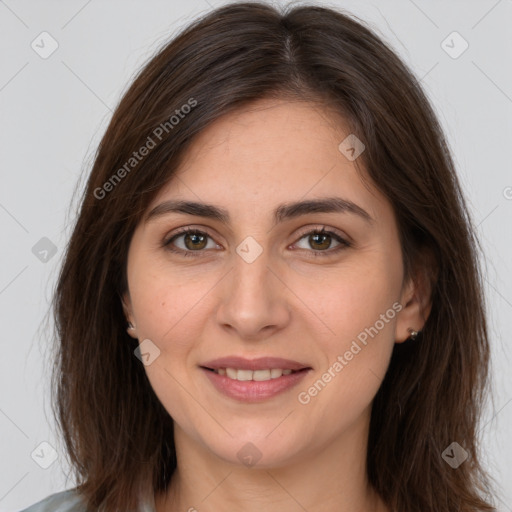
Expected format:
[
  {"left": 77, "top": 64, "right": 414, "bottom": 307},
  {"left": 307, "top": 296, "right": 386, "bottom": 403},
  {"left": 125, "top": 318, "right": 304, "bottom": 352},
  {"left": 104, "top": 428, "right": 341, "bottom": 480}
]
[
  {"left": 19, "top": 487, "right": 157, "bottom": 512},
  {"left": 19, "top": 488, "right": 87, "bottom": 512}
]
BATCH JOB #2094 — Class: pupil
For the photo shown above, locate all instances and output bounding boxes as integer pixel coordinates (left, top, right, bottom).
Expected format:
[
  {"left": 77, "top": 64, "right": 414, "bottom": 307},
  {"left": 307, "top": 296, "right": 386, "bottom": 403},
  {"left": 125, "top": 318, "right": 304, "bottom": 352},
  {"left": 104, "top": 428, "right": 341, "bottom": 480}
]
[
  {"left": 312, "top": 233, "right": 330, "bottom": 250},
  {"left": 185, "top": 233, "right": 206, "bottom": 250}
]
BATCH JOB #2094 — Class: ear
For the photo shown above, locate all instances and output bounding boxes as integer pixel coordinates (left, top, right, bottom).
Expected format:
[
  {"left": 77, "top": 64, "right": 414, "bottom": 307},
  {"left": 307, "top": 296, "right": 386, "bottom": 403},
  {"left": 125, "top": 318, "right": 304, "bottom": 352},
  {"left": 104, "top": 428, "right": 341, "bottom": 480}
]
[
  {"left": 121, "top": 292, "right": 138, "bottom": 339},
  {"left": 395, "top": 249, "right": 437, "bottom": 343}
]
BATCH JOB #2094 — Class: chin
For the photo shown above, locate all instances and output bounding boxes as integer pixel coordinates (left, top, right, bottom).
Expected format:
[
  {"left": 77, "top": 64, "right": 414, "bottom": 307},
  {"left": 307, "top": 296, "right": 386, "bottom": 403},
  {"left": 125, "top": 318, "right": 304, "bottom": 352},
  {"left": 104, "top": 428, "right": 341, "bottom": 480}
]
[{"left": 203, "top": 430, "right": 306, "bottom": 469}]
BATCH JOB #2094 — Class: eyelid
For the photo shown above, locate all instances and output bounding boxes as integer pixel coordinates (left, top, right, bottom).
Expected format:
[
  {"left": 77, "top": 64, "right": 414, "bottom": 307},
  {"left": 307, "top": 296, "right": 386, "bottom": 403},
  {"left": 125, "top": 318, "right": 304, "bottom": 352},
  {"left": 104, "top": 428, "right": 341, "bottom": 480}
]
[
  {"left": 293, "top": 225, "right": 350, "bottom": 244},
  {"left": 162, "top": 224, "right": 352, "bottom": 256},
  {"left": 162, "top": 226, "right": 221, "bottom": 251},
  {"left": 290, "top": 226, "right": 352, "bottom": 257}
]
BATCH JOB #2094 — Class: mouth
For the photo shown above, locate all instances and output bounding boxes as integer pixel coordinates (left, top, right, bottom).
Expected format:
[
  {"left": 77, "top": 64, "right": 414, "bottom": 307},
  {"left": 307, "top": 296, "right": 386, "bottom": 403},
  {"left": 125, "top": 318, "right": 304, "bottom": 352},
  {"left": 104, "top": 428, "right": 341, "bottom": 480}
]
[
  {"left": 200, "top": 366, "right": 309, "bottom": 381},
  {"left": 199, "top": 356, "right": 312, "bottom": 402}
]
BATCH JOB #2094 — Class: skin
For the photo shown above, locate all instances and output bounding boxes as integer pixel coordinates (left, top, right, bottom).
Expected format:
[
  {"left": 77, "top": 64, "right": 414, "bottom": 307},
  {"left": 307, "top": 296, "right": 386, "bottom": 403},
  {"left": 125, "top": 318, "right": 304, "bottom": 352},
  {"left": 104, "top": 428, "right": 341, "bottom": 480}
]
[{"left": 123, "top": 98, "right": 432, "bottom": 512}]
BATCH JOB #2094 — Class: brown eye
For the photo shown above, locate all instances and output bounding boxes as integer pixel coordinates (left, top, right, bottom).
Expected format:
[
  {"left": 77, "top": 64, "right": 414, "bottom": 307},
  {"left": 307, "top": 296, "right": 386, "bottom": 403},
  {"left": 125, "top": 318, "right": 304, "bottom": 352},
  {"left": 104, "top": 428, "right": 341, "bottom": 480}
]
[
  {"left": 164, "top": 228, "right": 218, "bottom": 256},
  {"left": 182, "top": 231, "right": 208, "bottom": 250},
  {"left": 293, "top": 227, "right": 351, "bottom": 258},
  {"left": 308, "top": 232, "right": 333, "bottom": 250}
]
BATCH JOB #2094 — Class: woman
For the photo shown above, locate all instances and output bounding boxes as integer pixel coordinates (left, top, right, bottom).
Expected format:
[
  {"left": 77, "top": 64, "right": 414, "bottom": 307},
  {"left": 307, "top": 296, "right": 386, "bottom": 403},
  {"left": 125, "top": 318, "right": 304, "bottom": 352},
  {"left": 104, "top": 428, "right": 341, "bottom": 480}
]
[{"left": 21, "top": 1, "right": 497, "bottom": 511}]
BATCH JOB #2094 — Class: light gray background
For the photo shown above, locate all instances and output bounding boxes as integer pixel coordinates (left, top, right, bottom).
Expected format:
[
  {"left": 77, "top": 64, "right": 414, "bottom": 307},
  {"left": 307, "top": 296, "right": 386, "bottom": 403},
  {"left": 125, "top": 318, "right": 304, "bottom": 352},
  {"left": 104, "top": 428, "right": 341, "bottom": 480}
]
[{"left": 1, "top": 0, "right": 511, "bottom": 510}]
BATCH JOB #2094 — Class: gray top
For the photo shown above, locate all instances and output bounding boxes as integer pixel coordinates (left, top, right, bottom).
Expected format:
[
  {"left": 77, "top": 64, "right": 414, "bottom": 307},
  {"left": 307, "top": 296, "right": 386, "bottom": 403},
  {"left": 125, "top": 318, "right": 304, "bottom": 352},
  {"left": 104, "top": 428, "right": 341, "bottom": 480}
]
[{"left": 19, "top": 487, "right": 157, "bottom": 512}]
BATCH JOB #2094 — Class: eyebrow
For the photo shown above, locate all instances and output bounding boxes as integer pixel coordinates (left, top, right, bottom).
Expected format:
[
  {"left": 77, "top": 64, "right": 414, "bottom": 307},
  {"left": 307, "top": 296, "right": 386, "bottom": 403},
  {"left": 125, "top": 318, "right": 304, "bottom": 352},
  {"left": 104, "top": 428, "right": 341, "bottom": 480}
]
[{"left": 144, "top": 196, "right": 374, "bottom": 227}]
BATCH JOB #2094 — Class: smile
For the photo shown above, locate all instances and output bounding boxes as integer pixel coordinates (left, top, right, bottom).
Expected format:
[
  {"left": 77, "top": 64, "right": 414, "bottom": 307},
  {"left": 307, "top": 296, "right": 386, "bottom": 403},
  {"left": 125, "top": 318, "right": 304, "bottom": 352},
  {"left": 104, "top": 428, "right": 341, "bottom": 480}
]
[
  {"left": 206, "top": 367, "right": 299, "bottom": 381},
  {"left": 200, "top": 366, "right": 311, "bottom": 402}
]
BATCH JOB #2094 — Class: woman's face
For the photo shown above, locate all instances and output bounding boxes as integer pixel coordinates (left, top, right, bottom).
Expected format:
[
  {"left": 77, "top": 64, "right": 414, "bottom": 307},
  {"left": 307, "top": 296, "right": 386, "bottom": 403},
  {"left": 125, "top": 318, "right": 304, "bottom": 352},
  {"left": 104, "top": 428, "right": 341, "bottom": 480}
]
[{"left": 123, "top": 98, "right": 422, "bottom": 467}]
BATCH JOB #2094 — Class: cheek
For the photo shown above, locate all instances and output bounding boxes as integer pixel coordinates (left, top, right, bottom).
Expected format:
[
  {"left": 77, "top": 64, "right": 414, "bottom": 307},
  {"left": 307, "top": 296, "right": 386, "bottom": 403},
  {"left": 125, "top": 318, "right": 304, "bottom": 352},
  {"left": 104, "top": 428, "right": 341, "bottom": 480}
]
[
  {"left": 129, "top": 269, "right": 207, "bottom": 424},
  {"left": 129, "top": 259, "right": 211, "bottom": 345},
  {"left": 293, "top": 255, "right": 400, "bottom": 403},
  {"left": 297, "top": 292, "right": 396, "bottom": 430},
  {"left": 143, "top": 359, "right": 203, "bottom": 438},
  {"left": 295, "top": 256, "right": 400, "bottom": 344}
]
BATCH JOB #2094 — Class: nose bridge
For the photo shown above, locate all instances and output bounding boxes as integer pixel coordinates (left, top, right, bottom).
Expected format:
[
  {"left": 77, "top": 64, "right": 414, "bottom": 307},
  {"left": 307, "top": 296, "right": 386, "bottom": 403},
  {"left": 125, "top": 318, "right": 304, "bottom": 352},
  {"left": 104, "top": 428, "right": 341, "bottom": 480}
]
[
  {"left": 231, "top": 239, "right": 275, "bottom": 309},
  {"left": 216, "top": 238, "right": 289, "bottom": 337}
]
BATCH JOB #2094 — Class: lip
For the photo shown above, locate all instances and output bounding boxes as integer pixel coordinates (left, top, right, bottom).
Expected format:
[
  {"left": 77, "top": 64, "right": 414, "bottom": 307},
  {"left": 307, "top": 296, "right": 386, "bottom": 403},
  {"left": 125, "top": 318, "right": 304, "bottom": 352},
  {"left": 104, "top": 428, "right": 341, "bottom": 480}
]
[
  {"left": 201, "top": 356, "right": 311, "bottom": 371},
  {"left": 201, "top": 366, "right": 312, "bottom": 402}
]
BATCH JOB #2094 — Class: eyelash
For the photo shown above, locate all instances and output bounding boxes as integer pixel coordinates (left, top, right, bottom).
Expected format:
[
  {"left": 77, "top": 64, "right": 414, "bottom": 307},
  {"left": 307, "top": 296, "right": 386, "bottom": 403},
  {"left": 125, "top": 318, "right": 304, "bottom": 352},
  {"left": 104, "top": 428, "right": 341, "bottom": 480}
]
[{"left": 162, "top": 226, "right": 352, "bottom": 259}]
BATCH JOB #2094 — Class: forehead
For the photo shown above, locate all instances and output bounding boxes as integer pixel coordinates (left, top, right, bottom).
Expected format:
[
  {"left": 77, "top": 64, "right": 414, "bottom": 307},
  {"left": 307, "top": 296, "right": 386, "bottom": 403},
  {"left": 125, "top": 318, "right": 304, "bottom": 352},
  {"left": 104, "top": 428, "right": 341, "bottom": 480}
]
[
  {"left": 148, "top": 98, "right": 390, "bottom": 226},
  {"left": 176, "top": 98, "right": 351, "bottom": 178}
]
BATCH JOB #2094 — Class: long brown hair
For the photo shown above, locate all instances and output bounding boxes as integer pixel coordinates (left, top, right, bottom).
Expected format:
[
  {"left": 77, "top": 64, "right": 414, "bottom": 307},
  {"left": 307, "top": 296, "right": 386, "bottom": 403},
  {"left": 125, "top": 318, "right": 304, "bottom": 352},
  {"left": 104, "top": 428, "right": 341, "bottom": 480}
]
[{"left": 51, "top": 2, "right": 497, "bottom": 510}]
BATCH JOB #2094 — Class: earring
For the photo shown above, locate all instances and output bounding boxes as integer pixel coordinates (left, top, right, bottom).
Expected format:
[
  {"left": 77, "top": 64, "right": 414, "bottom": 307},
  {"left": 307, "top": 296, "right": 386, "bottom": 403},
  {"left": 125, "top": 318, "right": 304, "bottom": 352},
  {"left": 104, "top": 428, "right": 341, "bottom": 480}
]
[{"left": 407, "top": 328, "right": 420, "bottom": 341}]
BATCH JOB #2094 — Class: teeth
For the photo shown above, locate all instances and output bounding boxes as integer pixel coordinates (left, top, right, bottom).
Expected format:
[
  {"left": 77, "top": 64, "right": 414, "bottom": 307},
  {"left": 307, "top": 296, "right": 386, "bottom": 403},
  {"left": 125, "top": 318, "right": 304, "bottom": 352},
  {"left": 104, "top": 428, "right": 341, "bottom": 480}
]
[
  {"left": 253, "top": 370, "right": 271, "bottom": 381},
  {"left": 271, "top": 368, "right": 285, "bottom": 378},
  {"left": 215, "top": 368, "right": 295, "bottom": 381},
  {"left": 226, "top": 368, "right": 238, "bottom": 379},
  {"left": 236, "top": 369, "right": 253, "bottom": 381}
]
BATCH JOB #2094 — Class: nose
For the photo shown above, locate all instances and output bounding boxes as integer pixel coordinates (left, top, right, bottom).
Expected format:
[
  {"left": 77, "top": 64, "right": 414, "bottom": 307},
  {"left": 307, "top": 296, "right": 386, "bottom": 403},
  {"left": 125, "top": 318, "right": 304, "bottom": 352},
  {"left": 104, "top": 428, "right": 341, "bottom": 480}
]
[{"left": 215, "top": 247, "right": 291, "bottom": 341}]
